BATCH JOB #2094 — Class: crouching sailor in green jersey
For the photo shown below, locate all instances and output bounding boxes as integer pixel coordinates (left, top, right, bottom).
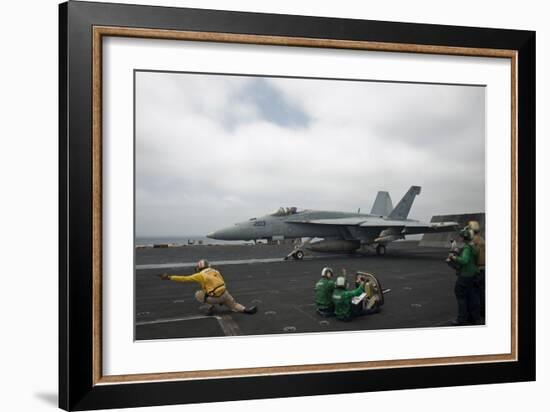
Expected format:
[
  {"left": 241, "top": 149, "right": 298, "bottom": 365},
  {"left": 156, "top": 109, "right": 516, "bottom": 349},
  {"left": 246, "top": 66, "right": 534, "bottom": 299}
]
[
  {"left": 332, "top": 276, "right": 370, "bottom": 322},
  {"left": 314, "top": 267, "right": 336, "bottom": 317}
]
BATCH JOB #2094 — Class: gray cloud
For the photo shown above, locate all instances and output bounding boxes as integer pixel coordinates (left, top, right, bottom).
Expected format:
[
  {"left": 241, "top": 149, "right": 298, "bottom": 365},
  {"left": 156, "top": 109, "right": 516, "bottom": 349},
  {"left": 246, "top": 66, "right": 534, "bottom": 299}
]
[{"left": 135, "top": 71, "right": 485, "bottom": 237}]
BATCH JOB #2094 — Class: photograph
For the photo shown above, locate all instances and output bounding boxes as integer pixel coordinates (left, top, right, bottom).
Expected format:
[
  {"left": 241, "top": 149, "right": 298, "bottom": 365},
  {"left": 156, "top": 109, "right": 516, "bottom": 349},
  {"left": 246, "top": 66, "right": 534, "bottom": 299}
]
[
  {"left": 134, "top": 70, "right": 487, "bottom": 340},
  {"left": 1, "top": 0, "right": 544, "bottom": 408},
  {"left": 55, "top": 1, "right": 536, "bottom": 409}
]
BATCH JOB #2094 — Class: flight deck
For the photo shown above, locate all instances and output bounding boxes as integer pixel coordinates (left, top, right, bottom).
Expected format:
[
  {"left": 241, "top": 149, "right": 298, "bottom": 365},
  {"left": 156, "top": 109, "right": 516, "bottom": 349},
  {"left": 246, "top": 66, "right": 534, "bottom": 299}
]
[{"left": 135, "top": 241, "right": 475, "bottom": 340}]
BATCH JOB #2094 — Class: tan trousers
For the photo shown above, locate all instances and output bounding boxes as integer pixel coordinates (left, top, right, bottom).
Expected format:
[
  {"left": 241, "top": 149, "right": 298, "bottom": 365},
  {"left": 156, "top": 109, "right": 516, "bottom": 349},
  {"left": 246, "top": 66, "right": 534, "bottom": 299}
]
[{"left": 195, "top": 290, "right": 245, "bottom": 313}]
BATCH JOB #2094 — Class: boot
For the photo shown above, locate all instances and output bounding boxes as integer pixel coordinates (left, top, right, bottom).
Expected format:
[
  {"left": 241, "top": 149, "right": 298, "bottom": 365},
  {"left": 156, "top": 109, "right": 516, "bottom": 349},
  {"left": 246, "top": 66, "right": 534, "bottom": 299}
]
[{"left": 243, "top": 306, "right": 257, "bottom": 314}]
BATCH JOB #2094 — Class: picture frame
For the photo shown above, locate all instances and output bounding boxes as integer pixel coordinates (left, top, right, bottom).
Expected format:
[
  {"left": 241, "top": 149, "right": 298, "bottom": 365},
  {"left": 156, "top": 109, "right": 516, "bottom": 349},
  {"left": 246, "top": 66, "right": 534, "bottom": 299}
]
[{"left": 59, "top": 1, "right": 536, "bottom": 410}]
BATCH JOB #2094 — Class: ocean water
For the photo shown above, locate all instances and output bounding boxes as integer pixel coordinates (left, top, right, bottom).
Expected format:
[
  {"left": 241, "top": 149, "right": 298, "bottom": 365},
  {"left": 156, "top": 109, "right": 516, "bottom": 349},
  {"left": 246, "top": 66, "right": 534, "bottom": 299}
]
[{"left": 135, "top": 236, "right": 247, "bottom": 247}]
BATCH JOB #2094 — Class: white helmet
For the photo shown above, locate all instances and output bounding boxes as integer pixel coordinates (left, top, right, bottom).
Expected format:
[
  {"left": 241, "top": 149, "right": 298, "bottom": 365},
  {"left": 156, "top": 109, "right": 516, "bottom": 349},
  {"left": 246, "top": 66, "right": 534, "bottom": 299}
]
[
  {"left": 335, "top": 276, "right": 347, "bottom": 288},
  {"left": 459, "top": 226, "right": 474, "bottom": 241},
  {"left": 321, "top": 267, "right": 334, "bottom": 278},
  {"left": 196, "top": 259, "right": 210, "bottom": 271}
]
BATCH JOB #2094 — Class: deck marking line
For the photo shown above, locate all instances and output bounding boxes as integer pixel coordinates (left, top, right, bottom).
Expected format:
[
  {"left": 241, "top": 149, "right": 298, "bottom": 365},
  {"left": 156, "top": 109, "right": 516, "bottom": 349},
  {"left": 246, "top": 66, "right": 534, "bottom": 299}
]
[
  {"left": 136, "top": 314, "right": 217, "bottom": 326},
  {"left": 218, "top": 314, "right": 242, "bottom": 336}
]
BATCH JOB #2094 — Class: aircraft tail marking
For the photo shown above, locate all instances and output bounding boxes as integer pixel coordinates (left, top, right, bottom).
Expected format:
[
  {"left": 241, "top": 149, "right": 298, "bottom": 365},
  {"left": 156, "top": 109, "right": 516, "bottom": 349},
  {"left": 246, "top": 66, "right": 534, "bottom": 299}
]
[
  {"left": 388, "top": 186, "right": 422, "bottom": 220},
  {"left": 370, "top": 191, "right": 393, "bottom": 216}
]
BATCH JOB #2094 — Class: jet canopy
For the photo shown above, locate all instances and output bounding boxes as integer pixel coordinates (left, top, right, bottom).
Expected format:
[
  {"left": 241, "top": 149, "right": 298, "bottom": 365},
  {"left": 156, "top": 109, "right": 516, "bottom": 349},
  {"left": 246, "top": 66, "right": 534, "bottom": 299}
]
[{"left": 270, "top": 206, "right": 299, "bottom": 217}]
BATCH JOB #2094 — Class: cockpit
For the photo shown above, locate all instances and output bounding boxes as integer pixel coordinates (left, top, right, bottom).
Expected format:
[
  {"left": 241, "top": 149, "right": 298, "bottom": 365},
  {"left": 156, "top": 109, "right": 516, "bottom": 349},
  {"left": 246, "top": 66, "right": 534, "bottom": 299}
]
[{"left": 270, "top": 206, "right": 299, "bottom": 217}]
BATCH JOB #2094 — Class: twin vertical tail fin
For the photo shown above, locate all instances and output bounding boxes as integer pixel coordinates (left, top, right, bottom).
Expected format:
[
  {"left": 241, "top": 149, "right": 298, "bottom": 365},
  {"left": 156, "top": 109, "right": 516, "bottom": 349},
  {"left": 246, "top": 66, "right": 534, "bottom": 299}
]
[
  {"left": 370, "top": 191, "right": 393, "bottom": 216},
  {"left": 388, "top": 186, "right": 422, "bottom": 220}
]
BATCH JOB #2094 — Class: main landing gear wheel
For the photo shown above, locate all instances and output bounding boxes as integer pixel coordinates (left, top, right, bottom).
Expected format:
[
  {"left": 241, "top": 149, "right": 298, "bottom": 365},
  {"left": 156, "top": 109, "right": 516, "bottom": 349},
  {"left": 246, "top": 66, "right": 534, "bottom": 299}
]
[
  {"left": 294, "top": 250, "right": 305, "bottom": 260},
  {"left": 376, "top": 244, "right": 386, "bottom": 256}
]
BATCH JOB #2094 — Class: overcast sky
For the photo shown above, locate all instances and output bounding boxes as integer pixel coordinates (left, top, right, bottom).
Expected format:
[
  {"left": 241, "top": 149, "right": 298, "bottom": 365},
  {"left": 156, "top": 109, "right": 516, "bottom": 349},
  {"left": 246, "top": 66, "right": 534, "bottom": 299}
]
[{"left": 135, "top": 71, "right": 485, "bottom": 238}]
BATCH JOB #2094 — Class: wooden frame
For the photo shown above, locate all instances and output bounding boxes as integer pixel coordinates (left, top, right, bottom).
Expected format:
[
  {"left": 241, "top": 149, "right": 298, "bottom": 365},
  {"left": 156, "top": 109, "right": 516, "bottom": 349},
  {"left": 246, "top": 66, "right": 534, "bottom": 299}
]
[{"left": 59, "top": 1, "right": 535, "bottom": 410}]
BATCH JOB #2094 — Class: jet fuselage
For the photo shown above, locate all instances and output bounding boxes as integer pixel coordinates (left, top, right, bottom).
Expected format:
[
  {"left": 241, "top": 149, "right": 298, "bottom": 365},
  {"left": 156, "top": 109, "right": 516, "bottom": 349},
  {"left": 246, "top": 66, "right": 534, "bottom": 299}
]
[{"left": 207, "top": 209, "right": 410, "bottom": 243}]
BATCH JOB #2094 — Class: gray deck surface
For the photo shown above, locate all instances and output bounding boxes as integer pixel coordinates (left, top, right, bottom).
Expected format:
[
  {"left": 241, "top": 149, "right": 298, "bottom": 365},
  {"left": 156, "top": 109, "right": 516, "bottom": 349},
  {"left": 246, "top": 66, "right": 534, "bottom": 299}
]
[{"left": 135, "top": 241, "right": 476, "bottom": 340}]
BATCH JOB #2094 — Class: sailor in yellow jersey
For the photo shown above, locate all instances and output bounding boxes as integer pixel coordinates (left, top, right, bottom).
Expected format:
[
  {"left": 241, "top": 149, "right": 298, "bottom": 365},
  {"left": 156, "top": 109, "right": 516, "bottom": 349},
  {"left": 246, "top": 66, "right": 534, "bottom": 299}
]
[{"left": 159, "top": 259, "right": 257, "bottom": 315}]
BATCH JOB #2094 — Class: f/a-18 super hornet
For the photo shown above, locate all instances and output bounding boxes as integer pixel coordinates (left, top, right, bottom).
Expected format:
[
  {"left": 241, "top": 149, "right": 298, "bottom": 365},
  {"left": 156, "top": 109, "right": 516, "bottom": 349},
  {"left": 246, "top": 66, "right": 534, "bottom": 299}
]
[{"left": 207, "top": 186, "right": 458, "bottom": 259}]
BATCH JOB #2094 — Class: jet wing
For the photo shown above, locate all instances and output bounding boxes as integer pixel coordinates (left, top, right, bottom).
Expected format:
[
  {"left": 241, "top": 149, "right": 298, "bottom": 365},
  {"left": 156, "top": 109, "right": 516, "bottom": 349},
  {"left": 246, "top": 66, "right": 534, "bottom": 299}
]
[
  {"left": 289, "top": 218, "right": 458, "bottom": 235},
  {"left": 290, "top": 217, "right": 368, "bottom": 226},
  {"left": 399, "top": 221, "right": 459, "bottom": 235}
]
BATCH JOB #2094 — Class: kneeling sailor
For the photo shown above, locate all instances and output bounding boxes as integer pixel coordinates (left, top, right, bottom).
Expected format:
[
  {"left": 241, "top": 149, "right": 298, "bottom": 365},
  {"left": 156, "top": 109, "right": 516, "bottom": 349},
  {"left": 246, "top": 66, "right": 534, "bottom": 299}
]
[
  {"left": 314, "top": 267, "right": 336, "bottom": 317},
  {"left": 332, "top": 276, "right": 368, "bottom": 322}
]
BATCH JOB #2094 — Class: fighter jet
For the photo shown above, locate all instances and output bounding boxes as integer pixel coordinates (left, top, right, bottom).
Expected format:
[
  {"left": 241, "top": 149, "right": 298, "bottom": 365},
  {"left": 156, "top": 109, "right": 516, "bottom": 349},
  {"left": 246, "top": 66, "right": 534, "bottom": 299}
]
[{"left": 207, "top": 186, "right": 458, "bottom": 259}]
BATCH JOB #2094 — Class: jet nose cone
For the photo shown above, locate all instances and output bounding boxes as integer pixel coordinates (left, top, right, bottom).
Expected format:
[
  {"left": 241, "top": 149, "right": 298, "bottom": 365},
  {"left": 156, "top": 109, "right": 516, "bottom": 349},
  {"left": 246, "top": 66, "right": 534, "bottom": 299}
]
[
  {"left": 207, "top": 228, "right": 233, "bottom": 240},
  {"left": 206, "top": 225, "right": 245, "bottom": 241},
  {"left": 206, "top": 231, "right": 218, "bottom": 239}
]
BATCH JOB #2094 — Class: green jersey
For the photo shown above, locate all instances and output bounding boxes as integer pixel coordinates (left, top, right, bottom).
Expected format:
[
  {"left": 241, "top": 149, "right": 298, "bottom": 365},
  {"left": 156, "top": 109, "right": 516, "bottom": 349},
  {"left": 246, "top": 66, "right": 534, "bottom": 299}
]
[
  {"left": 315, "top": 277, "right": 335, "bottom": 310},
  {"left": 454, "top": 244, "right": 478, "bottom": 277},
  {"left": 332, "top": 285, "right": 364, "bottom": 321}
]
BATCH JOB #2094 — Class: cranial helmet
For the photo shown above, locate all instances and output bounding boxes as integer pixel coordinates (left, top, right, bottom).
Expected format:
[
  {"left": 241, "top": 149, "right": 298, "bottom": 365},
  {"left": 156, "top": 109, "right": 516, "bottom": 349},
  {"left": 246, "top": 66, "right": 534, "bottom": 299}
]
[
  {"left": 459, "top": 226, "right": 474, "bottom": 241},
  {"left": 335, "top": 276, "right": 347, "bottom": 288},
  {"left": 321, "top": 267, "right": 334, "bottom": 278},
  {"left": 196, "top": 259, "right": 210, "bottom": 271},
  {"left": 468, "top": 220, "right": 481, "bottom": 234}
]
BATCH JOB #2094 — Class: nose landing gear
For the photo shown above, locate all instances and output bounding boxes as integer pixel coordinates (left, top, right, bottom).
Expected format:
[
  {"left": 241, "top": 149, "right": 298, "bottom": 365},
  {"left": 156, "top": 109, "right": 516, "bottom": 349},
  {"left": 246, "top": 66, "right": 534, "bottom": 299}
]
[
  {"left": 284, "top": 249, "right": 305, "bottom": 260},
  {"left": 376, "top": 244, "right": 386, "bottom": 256}
]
